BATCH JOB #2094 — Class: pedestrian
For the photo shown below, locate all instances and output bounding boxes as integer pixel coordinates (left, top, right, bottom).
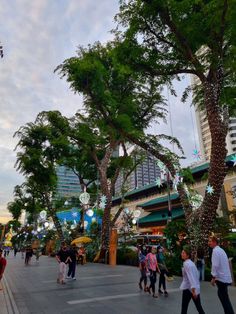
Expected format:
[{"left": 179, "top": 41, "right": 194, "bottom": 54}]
[
  {"left": 138, "top": 245, "right": 147, "bottom": 291},
  {"left": 14, "top": 246, "right": 18, "bottom": 257},
  {"left": 196, "top": 247, "right": 205, "bottom": 281},
  {"left": 145, "top": 246, "right": 160, "bottom": 298},
  {"left": 180, "top": 245, "right": 205, "bottom": 314},
  {"left": 25, "top": 246, "right": 33, "bottom": 265},
  {"left": 67, "top": 245, "right": 78, "bottom": 280},
  {"left": 0, "top": 249, "right": 7, "bottom": 290},
  {"left": 78, "top": 246, "right": 86, "bottom": 265},
  {"left": 56, "top": 242, "right": 71, "bottom": 284},
  {"left": 208, "top": 236, "right": 235, "bottom": 314},
  {"left": 157, "top": 245, "right": 168, "bottom": 296}
]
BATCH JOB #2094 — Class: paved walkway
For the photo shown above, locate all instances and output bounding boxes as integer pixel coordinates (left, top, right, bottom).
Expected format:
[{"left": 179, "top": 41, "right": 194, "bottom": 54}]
[{"left": 2, "top": 253, "right": 236, "bottom": 314}]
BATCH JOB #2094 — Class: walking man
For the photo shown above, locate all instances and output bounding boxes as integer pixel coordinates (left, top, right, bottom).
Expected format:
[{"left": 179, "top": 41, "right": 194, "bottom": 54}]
[
  {"left": 0, "top": 249, "right": 7, "bottom": 290},
  {"left": 208, "top": 236, "right": 235, "bottom": 314},
  {"left": 180, "top": 246, "right": 205, "bottom": 314}
]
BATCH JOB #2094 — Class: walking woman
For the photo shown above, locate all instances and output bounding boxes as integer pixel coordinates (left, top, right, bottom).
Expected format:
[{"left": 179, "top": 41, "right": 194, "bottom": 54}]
[
  {"left": 146, "top": 247, "right": 160, "bottom": 298},
  {"left": 138, "top": 245, "right": 147, "bottom": 291},
  {"left": 180, "top": 246, "right": 205, "bottom": 314},
  {"left": 157, "top": 245, "right": 168, "bottom": 296}
]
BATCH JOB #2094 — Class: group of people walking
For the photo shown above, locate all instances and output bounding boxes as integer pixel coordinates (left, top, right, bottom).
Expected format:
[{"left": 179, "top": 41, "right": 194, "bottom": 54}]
[
  {"left": 138, "top": 236, "right": 235, "bottom": 314},
  {"left": 56, "top": 242, "right": 85, "bottom": 284}
]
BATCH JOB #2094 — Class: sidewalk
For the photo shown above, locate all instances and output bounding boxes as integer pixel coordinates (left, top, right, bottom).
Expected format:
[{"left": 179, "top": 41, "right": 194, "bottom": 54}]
[
  {"left": 0, "top": 276, "right": 19, "bottom": 314},
  {"left": 3, "top": 254, "right": 236, "bottom": 314}
]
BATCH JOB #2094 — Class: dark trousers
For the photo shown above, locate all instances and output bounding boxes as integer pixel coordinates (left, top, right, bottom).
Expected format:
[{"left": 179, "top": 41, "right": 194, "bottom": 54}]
[
  {"left": 216, "top": 281, "right": 235, "bottom": 314},
  {"left": 139, "top": 269, "right": 147, "bottom": 286},
  {"left": 181, "top": 289, "right": 205, "bottom": 314},
  {"left": 149, "top": 270, "right": 157, "bottom": 294},
  {"left": 68, "top": 261, "right": 76, "bottom": 278},
  {"left": 159, "top": 269, "right": 166, "bottom": 291}
]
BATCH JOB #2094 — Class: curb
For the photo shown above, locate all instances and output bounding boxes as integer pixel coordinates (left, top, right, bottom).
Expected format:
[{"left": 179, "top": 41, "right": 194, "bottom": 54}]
[{"left": 2, "top": 275, "right": 19, "bottom": 314}]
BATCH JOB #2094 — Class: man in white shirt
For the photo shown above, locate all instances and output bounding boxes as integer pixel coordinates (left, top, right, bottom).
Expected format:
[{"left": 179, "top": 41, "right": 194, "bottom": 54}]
[{"left": 208, "top": 236, "right": 235, "bottom": 314}]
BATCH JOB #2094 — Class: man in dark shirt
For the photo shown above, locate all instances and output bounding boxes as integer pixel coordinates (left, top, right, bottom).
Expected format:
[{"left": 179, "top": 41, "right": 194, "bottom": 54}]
[
  {"left": 0, "top": 249, "right": 7, "bottom": 290},
  {"left": 67, "top": 245, "right": 78, "bottom": 280},
  {"left": 56, "top": 242, "right": 71, "bottom": 284}
]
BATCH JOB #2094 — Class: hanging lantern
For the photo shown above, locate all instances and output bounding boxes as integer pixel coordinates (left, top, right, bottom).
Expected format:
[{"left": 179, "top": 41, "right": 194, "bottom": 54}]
[
  {"left": 133, "top": 209, "right": 141, "bottom": 218},
  {"left": 39, "top": 210, "right": 47, "bottom": 220},
  {"left": 86, "top": 209, "right": 94, "bottom": 217},
  {"left": 79, "top": 192, "right": 90, "bottom": 205}
]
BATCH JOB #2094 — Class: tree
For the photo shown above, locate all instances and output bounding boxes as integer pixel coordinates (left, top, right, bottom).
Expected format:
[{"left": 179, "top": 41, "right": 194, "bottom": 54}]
[
  {"left": 56, "top": 42, "right": 180, "bottom": 258},
  {"left": 14, "top": 119, "right": 67, "bottom": 241},
  {"left": 108, "top": 0, "right": 236, "bottom": 252}
]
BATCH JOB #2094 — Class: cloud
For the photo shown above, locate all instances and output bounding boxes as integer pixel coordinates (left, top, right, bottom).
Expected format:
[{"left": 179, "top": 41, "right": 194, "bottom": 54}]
[
  {"left": 0, "top": 1, "right": 199, "bottom": 223},
  {"left": 0, "top": 0, "right": 119, "bottom": 222}
]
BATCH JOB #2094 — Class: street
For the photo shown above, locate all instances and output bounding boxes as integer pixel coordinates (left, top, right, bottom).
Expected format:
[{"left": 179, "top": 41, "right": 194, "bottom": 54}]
[{"left": 2, "top": 253, "right": 236, "bottom": 314}]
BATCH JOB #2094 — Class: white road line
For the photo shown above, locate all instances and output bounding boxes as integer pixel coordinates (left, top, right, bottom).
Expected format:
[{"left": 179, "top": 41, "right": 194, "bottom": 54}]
[
  {"left": 67, "top": 288, "right": 181, "bottom": 305},
  {"left": 67, "top": 293, "right": 140, "bottom": 305},
  {"left": 42, "top": 274, "right": 123, "bottom": 283}
]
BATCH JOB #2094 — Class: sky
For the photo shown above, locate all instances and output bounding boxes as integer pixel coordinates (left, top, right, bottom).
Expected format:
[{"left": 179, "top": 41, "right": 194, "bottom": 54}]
[{"left": 0, "top": 0, "right": 199, "bottom": 223}]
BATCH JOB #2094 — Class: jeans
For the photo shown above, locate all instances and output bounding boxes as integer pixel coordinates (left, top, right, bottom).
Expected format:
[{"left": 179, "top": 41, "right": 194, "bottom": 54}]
[
  {"left": 181, "top": 289, "right": 205, "bottom": 314},
  {"left": 68, "top": 261, "right": 76, "bottom": 278},
  {"left": 139, "top": 269, "right": 147, "bottom": 286},
  {"left": 216, "top": 281, "right": 235, "bottom": 314},
  {"left": 159, "top": 269, "right": 166, "bottom": 291},
  {"left": 197, "top": 264, "right": 205, "bottom": 281},
  {"left": 149, "top": 270, "right": 157, "bottom": 294}
]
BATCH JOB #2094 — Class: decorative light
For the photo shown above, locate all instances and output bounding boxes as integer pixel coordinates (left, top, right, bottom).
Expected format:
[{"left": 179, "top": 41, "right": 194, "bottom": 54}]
[
  {"left": 92, "top": 217, "right": 96, "bottom": 222},
  {"left": 155, "top": 178, "right": 162, "bottom": 187},
  {"left": 132, "top": 219, "right": 137, "bottom": 225},
  {"left": 99, "top": 195, "right": 107, "bottom": 209},
  {"left": 124, "top": 208, "right": 130, "bottom": 214},
  {"left": 44, "top": 222, "right": 49, "bottom": 228},
  {"left": 64, "top": 200, "right": 69, "bottom": 206},
  {"left": 133, "top": 209, "right": 141, "bottom": 218},
  {"left": 37, "top": 227, "right": 41, "bottom": 232},
  {"left": 39, "top": 210, "right": 47, "bottom": 220},
  {"left": 206, "top": 184, "right": 214, "bottom": 194},
  {"left": 79, "top": 192, "right": 90, "bottom": 205},
  {"left": 84, "top": 221, "right": 88, "bottom": 229},
  {"left": 86, "top": 209, "right": 94, "bottom": 217},
  {"left": 192, "top": 149, "right": 201, "bottom": 161}
]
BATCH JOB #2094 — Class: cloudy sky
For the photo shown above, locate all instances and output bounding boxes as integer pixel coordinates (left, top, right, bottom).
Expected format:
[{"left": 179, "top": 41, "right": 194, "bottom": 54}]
[{"left": 0, "top": 0, "right": 199, "bottom": 223}]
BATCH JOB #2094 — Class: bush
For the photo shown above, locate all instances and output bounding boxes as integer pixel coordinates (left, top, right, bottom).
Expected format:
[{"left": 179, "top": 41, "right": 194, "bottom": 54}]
[{"left": 117, "top": 247, "right": 138, "bottom": 266}]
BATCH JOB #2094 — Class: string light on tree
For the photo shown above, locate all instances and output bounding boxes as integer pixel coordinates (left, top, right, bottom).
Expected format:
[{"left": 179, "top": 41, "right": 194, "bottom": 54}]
[{"left": 99, "top": 195, "right": 107, "bottom": 209}]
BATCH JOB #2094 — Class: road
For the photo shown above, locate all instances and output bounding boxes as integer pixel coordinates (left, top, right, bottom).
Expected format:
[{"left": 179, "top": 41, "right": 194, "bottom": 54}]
[{"left": 3, "top": 252, "right": 236, "bottom": 314}]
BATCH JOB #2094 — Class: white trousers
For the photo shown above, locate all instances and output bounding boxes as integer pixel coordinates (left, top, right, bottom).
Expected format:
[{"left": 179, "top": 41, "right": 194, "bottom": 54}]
[{"left": 58, "top": 262, "right": 67, "bottom": 282}]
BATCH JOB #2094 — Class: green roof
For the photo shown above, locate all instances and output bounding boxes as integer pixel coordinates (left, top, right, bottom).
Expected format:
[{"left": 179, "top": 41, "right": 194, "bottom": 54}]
[
  {"left": 138, "top": 193, "right": 179, "bottom": 208},
  {"left": 112, "top": 154, "right": 236, "bottom": 202},
  {"left": 139, "top": 207, "right": 184, "bottom": 224}
]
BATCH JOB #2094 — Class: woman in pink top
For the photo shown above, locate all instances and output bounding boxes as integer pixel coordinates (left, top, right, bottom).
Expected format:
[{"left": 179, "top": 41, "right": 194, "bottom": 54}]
[{"left": 146, "top": 247, "right": 160, "bottom": 298}]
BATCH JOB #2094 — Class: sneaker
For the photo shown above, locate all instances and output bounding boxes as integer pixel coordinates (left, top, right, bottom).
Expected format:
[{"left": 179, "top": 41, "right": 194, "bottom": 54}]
[
  {"left": 158, "top": 289, "right": 164, "bottom": 294},
  {"left": 66, "top": 276, "right": 71, "bottom": 279}
]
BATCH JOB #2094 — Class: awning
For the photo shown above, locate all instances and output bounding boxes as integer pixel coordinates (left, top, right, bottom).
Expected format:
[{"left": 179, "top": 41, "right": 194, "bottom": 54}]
[{"left": 138, "top": 207, "right": 184, "bottom": 224}]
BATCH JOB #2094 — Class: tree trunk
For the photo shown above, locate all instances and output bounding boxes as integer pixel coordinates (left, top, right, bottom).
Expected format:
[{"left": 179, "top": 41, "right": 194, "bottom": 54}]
[
  {"left": 98, "top": 173, "right": 113, "bottom": 262},
  {"left": 188, "top": 80, "right": 228, "bottom": 255}
]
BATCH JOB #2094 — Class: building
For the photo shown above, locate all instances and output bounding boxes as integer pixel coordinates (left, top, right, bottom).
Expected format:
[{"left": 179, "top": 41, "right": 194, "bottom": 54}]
[
  {"left": 115, "top": 152, "right": 161, "bottom": 195},
  {"left": 55, "top": 166, "right": 81, "bottom": 198},
  {"left": 112, "top": 154, "right": 236, "bottom": 234}
]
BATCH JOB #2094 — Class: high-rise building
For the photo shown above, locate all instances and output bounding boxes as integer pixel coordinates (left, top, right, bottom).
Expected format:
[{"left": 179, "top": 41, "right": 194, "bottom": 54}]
[
  {"left": 115, "top": 153, "right": 160, "bottom": 195},
  {"left": 195, "top": 108, "right": 236, "bottom": 161},
  {"left": 55, "top": 166, "right": 81, "bottom": 198}
]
